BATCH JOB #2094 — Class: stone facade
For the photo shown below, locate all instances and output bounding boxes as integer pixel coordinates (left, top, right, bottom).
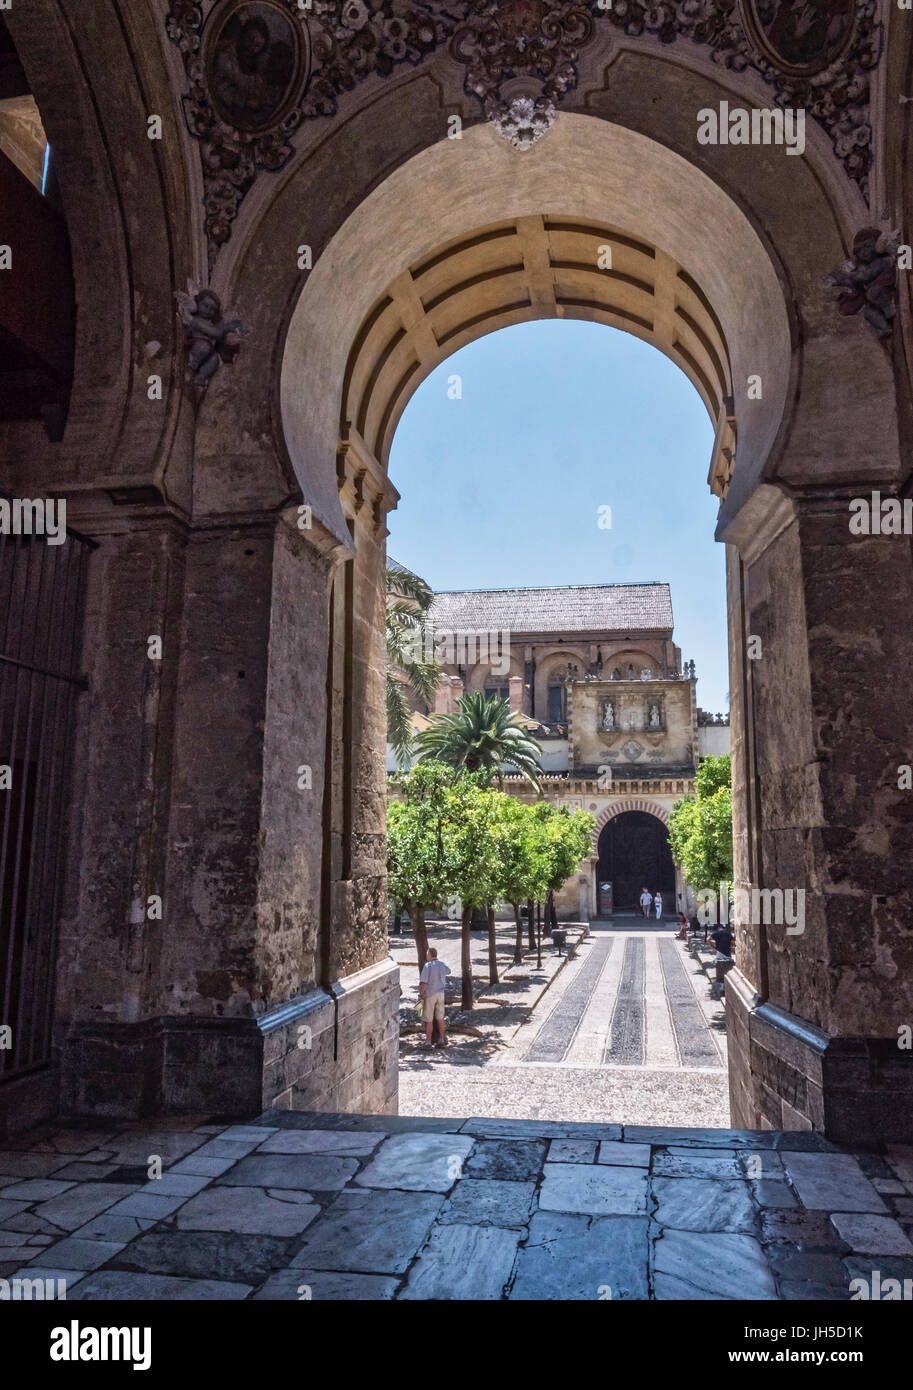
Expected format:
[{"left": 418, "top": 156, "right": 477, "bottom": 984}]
[{"left": 0, "top": 0, "right": 911, "bottom": 1146}]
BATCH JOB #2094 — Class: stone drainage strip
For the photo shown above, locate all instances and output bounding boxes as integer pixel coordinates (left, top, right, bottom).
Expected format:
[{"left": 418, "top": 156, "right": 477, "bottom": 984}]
[{"left": 1, "top": 1114, "right": 912, "bottom": 1300}]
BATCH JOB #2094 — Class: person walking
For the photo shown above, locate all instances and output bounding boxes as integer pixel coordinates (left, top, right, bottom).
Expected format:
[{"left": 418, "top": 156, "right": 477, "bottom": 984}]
[
  {"left": 639, "top": 887, "right": 652, "bottom": 919},
  {"left": 654, "top": 890, "right": 663, "bottom": 920},
  {"left": 418, "top": 946, "right": 450, "bottom": 1047}
]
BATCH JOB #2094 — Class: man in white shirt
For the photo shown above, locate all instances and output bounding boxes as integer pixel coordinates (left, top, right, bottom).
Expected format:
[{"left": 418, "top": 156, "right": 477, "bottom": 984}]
[
  {"left": 419, "top": 947, "right": 450, "bottom": 1047},
  {"left": 639, "top": 888, "right": 652, "bottom": 919}
]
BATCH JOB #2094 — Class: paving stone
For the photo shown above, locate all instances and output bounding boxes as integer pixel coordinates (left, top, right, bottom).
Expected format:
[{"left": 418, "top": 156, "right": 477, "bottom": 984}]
[
  {"left": 830, "top": 1213, "right": 913, "bottom": 1256},
  {"left": 215, "top": 1154, "right": 358, "bottom": 1191},
  {"left": 168, "top": 1155, "right": 237, "bottom": 1178},
  {"left": 893, "top": 1197, "right": 913, "bottom": 1217},
  {"left": 651, "top": 1177, "right": 757, "bottom": 1233},
  {"left": 69, "top": 1271, "right": 252, "bottom": 1300},
  {"left": 461, "top": 1118, "right": 622, "bottom": 1142},
  {"left": 0, "top": 1212, "right": 64, "bottom": 1235},
  {"left": 653, "top": 1229, "right": 777, "bottom": 1299},
  {"left": 104, "top": 1194, "right": 189, "bottom": 1220},
  {"left": 738, "top": 1150, "right": 785, "bottom": 1179},
  {"left": 509, "top": 1212, "right": 649, "bottom": 1300},
  {"left": 0, "top": 1152, "right": 71, "bottom": 1178},
  {"left": 30, "top": 1238, "right": 124, "bottom": 1271},
  {"left": 0, "top": 1244, "right": 40, "bottom": 1266},
  {"left": 782, "top": 1153, "right": 887, "bottom": 1213},
  {"left": 624, "top": 1126, "right": 776, "bottom": 1149},
  {"left": 101, "top": 1132, "right": 207, "bottom": 1166},
  {"left": 255, "top": 1129, "right": 386, "bottom": 1157},
  {"left": 7, "top": 1268, "right": 85, "bottom": 1292},
  {"left": 761, "top": 1208, "right": 849, "bottom": 1250},
  {"left": 111, "top": 1230, "right": 291, "bottom": 1283},
  {"left": 26, "top": 1129, "right": 120, "bottom": 1155},
  {"left": 1, "top": 1179, "right": 76, "bottom": 1202},
  {"left": 183, "top": 1139, "right": 262, "bottom": 1161},
  {"left": 176, "top": 1186, "right": 318, "bottom": 1238},
  {"left": 778, "top": 1280, "right": 852, "bottom": 1300},
  {"left": 0, "top": 1200, "right": 31, "bottom": 1222},
  {"left": 439, "top": 1179, "right": 535, "bottom": 1229},
  {"left": 752, "top": 1179, "right": 798, "bottom": 1210},
  {"left": 218, "top": 1126, "right": 278, "bottom": 1143},
  {"left": 464, "top": 1139, "right": 546, "bottom": 1181},
  {"left": 652, "top": 1149, "right": 743, "bottom": 1180},
  {"left": 767, "top": 1248, "right": 850, "bottom": 1286},
  {"left": 539, "top": 1162, "right": 647, "bottom": 1217},
  {"left": 843, "top": 1256, "right": 913, "bottom": 1298},
  {"left": 355, "top": 1133, "right": 474, "bottom": 1192},
  {"left": 72, "top": 1214, "right": 158, "bottom": 1243},
  {"left": 872, "top": 1178, "right": 908, "bottom": 1195},
  {"left": 48, "top": 1163, "right": 119, "bottom": 1182},
  {"left": 138, "top": 1174, "right": 211, "bottom": 1197},
  {"left": 255, "top": 1268, "right": 399, "bottom": 1300},
  {"left": 32, "top": 1184, "right": 139, "bottom": 1232},
  {"left": 399, "top": 1224, "right": 521, "bottom": 1300},
  {"left": 259, "top": 1109, "right": 462, "bottom": 1134},
  {"left": 547, "top": 1139, "right": 596, "bottom": 1164},
  {"left": 597, "top": 1141, "right": 651, "bottom": 1168},
  {"left": 290, "top": 1189, "right": 443, "bottom": 1273}
]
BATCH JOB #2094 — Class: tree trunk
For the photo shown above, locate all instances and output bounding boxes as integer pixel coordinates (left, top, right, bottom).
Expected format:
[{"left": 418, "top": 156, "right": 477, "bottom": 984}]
[
  {"left": 461, "top": 905, "right": 474, "bottom": 1011},
  {"left": 411, "top": 900, "right": 429, "bottom": 974},
  {"left": 527, "top": 899, "right": 535, "bottom": 952},
  {"left": 547, "top": 890, "right": 557, "bottom": 932},
  {"left": 487, "top": 905, "right": 499, "bottom": 986},
  {"left": 513, "top": 903, "right": 523, "bottom": 964}
]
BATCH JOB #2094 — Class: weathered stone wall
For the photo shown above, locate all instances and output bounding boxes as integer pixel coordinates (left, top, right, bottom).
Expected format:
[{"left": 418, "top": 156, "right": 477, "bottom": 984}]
[{"left": 570, "top": 679, "right": 695, "bottom": 775}]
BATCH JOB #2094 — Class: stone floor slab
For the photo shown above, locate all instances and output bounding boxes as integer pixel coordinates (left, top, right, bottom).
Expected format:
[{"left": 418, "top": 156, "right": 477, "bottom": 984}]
[
  {"left": 547, "top": 1139, "right": 597, "bottom": 1164},
  {"left": 399, "top": 1223, "right": 521, "bottom": 1299},
  {"left": 830, "top": 1212, "right": 913, "bottom": 1255},
  {"left": 783, "top": 1153, "right": 887, "bottom": 1213},
  {"left": 69, "top": 1271, "right": 252, "bottom": 1300},
  {"left": 72, "top": 1214, "right": 158, "bottom": 1243},
  {"left": 653, "top": 1229, "right": 777, "bottom": 1299},
  {"left": 290, "top": 1188, "right": 444, "bottom": 1273},
  {"left": 509, "top": 1212, "right": 649, "bottom": 1300},
  {"left": 652, "top": 1148, "right": 743, "bottom": 1180},
  {"left": 597, "top": 1141, "right": 651, "bottom": 1168},
  {"left": 439, "top": 1178, "right": 535, "bottom": 1229},
  {"left": 651, "top": 1177, "right": 757, "bottom": 1233},
  {"left": 176, "top": 1186, "right": 318, "bottom": 1238},
  {"left": 255, "top": 1268, "right": 399, "bottom": 1300},
  {"left": 100, "top": 1132, "right": 207, "bottom": 1167},
  {"left": 539, "top": 1162, "right": 647, "bottom": 1217},
  {"left": 216, "top": 1154, "right": 358, "bottom": 1191},
  {"left": 461, "top": 1118, "right": 623, "bottom": 1142},
  {"left": 111, "top": 1230, "right": 292, "bottom": 1283},
  {"left": 0, "top": 1152, "right": 72, "bottom": 1178},
  {"left": 168, "top": 1155, "right": 237, "bottom": 1178},
  {"left": 464, "top": 1139, "right": 546, "bottom": 1182},
  {"left": 104, "top": 1193, "right": 189, "bottom": 1220},
  {"left": 31, "top": 1237, "right": 124, "bottom": 1271},
  {"left": 255, "top": 1129, "right": 386, "bottom": 1156},
  {"left": 355, "top": 1133, "right": 474, "bottom": 1192},
  {"left": 0, "top": 1179, "right": 75, "bottom": 1202},
  {"left": 32, "top": 1183, "right": 140, "bottom": 1232}
]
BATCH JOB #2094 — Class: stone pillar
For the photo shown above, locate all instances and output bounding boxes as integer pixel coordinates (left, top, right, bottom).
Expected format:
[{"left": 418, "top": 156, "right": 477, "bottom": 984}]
[
  {"left": 509, "top": 673, "right": 525, "bottom": 715},
  {"left": 724, "top": 492, "right": 913, "bottom": 1144},
  {"left": 53, "top": 492, "right": 398, "bottom": 1120}
]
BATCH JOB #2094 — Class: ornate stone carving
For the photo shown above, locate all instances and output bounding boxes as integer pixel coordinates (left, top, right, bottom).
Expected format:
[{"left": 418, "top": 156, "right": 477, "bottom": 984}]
[
  {"left": 175, "top": 285, "right": 251, "bottom": 388},
  {"left": 822, "top": 226, "right": 899, "bottom": 341},
  {"left": 166, "top": 0, "right": 883, "bottom": 263}
]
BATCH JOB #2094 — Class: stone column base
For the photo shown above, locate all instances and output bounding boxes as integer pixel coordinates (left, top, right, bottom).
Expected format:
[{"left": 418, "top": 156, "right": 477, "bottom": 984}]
[
  {"left": 51, "top": 958, "right": 399, "bottom": 1124},
  {"left": 726, "top": 970, "right": 913, "bottom": 1147}
]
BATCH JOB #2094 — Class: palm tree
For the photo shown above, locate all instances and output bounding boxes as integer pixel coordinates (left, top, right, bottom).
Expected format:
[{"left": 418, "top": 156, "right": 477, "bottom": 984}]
[
  {"left": 385, "top": 562, "right": 439, "bottom": 766},
  {"left": 414, "top": 690, "right": 544, "bottom": 792}
]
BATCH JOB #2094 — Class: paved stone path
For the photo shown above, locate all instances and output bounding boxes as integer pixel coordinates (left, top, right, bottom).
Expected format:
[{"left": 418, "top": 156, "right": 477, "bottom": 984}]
[{"left": 3, "top": 1113, "right": 912, "bottom": 1299}]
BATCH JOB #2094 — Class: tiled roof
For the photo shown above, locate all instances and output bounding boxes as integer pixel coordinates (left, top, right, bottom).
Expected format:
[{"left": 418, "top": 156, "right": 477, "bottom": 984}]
[{"left": 428, "top": 583, "right": 673, "bottom": 635}]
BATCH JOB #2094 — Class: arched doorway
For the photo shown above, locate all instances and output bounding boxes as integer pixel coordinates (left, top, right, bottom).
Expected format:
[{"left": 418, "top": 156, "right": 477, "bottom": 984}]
[{"left": 597, "top": 811, "right": 675, "bottom": 915}]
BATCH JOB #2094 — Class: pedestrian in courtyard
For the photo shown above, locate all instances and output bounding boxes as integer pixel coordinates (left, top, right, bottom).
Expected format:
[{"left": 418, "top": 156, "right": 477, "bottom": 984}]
[
  {"left": 639, "top": 887, "right": 652, "bottom": 919},
  {"left": 675, "top": 909, "right": 688, "bottom": 939},
  {"left": 419, "top": 946, "right": 450, "bottom": 1048},
  {"left": 654, "top": 890, "right": 663, "bottom": 920},
  {"left": 705, "top": 922, "right": 734, "bottom": 998}
]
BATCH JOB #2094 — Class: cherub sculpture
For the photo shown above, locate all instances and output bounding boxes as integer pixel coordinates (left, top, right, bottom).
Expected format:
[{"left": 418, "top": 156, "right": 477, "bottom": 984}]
[
  {"left": 175, "top": 285, "right": 251, "bottom": 388},
  {"left": 822, "top": 228, "right": 899, "bottom": 342}
]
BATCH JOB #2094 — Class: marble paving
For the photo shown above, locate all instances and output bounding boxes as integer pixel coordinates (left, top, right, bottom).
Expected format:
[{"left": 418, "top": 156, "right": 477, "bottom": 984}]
[{"left": 2, "top": 1114, "right": 912, "bottom": 1300}]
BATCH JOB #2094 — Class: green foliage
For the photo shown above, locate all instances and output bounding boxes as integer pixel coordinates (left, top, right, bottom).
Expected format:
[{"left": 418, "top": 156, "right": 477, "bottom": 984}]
[
  {"left": 668, "top": 755, "right": 733, "bottom": 892},
  {"left": 385, "top": 564, "right": 439, "bottom": 767},
  {"left": 414, "top": 690, "right": 544, "bottom": 791}
]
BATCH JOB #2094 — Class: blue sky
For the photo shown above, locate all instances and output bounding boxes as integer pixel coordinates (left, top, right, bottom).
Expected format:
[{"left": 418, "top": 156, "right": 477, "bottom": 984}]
[{"left": 387, "top": 319, "right": 729, "bottom": 715}]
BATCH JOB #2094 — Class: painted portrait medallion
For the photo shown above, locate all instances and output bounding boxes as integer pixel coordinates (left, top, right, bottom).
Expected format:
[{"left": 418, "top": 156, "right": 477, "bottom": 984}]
[
  {"left": 739, "top": 0, "right": 856, "bottom": 76},
  {"left": 205, "top": 0, "right": 310, "bottom": 133}
]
